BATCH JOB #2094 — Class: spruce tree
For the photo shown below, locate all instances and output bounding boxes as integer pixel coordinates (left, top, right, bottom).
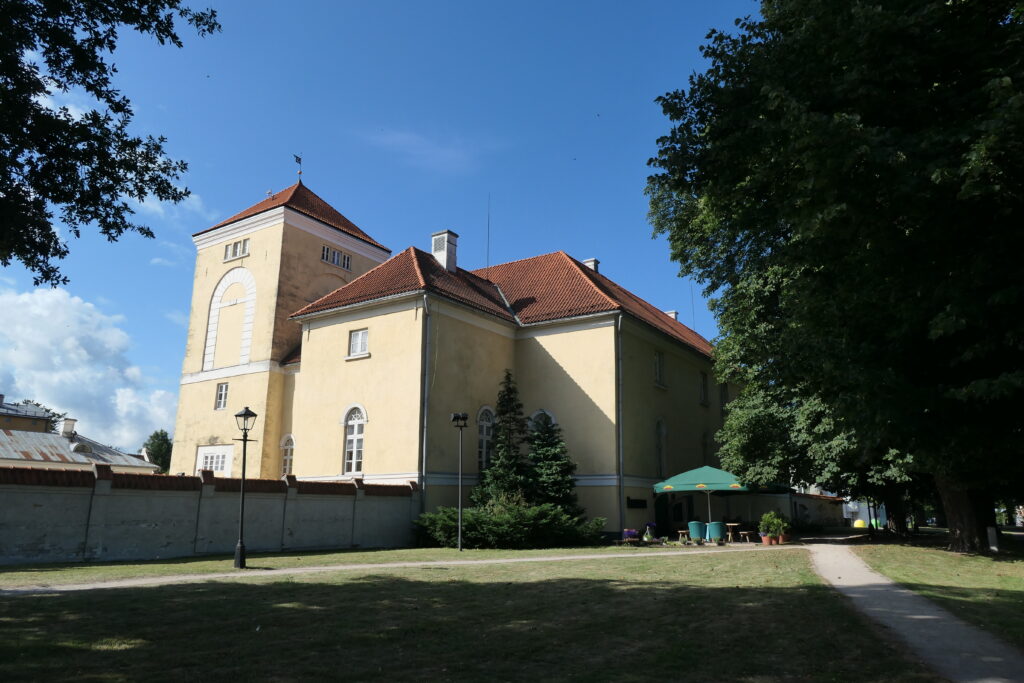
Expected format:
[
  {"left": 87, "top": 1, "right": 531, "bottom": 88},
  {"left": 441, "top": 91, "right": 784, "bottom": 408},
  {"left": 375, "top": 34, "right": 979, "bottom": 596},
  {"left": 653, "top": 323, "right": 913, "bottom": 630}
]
[
  {"left": 526, "top": 413, "right": 581, "bottom": 516},
  {"left": 472, "top": 370, "right": 527, "bottom": 505}
]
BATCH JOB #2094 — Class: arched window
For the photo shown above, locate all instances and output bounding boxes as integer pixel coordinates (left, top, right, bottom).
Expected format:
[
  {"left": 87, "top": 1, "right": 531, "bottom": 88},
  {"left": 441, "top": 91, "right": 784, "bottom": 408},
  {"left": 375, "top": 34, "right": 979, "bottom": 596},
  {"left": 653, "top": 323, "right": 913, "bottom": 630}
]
[
  {"left": 477, "top": 408, "right": 494, "bottom": 470},
  {"left": 529, "top": 409, "right": 556, "bottom": 431},
  {"left": 344, "top": 407, "right": 365, "bottom": 474},
  {"left": 203, "top": 267, "right": 256, "bottom": 371},
  {"left": 655, "top": 419, "right": 667, "bottom": 478},
  {"left": 280, "top": 435, "right": 295, "bottom": 476}
]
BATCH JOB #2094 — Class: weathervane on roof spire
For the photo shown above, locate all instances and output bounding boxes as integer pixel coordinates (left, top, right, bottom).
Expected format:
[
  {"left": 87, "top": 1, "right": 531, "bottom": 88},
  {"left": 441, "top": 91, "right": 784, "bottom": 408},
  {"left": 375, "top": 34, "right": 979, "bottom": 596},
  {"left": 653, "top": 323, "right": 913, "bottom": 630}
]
[{"left": 293, "top": 154, "right": 303, "bottom": 179}]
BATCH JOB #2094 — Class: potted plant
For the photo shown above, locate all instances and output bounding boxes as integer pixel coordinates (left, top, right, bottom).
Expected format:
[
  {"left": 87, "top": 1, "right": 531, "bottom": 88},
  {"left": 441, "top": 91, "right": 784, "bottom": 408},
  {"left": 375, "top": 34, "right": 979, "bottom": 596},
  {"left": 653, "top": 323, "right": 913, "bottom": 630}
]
[
  {"left": 778, "top": 515, "right": 792, "bottom": 544},
  {"left": 759, "top": 511, "right": 784, "bottom": 545}
]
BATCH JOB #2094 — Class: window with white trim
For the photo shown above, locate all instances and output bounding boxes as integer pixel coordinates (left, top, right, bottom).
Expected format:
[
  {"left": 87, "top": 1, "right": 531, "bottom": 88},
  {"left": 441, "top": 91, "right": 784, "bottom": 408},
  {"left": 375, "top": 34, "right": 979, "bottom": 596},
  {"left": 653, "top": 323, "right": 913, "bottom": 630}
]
[
  {"left": 344, "top": 407, "right": 365, "bottom": 474},
  {"left": 477, "top": 408, "right": 494, "bottom": 470},
  {"left": 699, "top": 371, "right": 709, "bottom": 405},
  {"left": 281, "top": 435, "right": 294, "bottom": 476},
  {"left": 321, "top": 245, "right": 351, "bottom": 270},
  {"left": 223, "top": 238, "right": 250, "bottom": 261},
  {"left": 195, "top": 445, "right": 232, "bottom": 476},
  {"left": 214, "top": 382, "right": 229, "bottom": 410},
  {"left": 654, "top": 350, "right": 666, "bottom": 386},
  {"left": 348, "top": 329, "right": 368, "bottom": 357}
]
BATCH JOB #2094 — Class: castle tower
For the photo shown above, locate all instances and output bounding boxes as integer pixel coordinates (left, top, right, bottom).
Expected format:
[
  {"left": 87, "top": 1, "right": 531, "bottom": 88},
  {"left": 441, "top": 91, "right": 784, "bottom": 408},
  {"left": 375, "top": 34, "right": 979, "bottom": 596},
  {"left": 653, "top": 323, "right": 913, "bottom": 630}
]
[{"left": 170, "top": 182, "right": 391, "bottom": 478}]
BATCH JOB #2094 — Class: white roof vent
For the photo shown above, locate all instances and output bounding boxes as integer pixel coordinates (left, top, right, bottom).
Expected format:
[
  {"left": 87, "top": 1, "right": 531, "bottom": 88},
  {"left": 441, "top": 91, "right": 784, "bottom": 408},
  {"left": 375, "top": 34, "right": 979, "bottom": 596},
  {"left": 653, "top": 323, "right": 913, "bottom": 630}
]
[
  {"left": 431, "top": 230, "right": 459, "bottom": 272},
  {"left": 582, "top": 258, "right": 599, "bottom": 272},
  {"left": 665, "top": 310, "right": 678, "bottom": 321}
]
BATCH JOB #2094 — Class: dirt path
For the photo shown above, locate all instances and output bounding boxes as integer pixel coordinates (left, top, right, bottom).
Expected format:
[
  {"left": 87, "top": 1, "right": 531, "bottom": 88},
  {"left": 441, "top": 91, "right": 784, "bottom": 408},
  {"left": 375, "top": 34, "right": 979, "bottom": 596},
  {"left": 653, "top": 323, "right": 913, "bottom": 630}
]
[{"left": 808, "top": 543, "right": 1024, "bottom": 683}]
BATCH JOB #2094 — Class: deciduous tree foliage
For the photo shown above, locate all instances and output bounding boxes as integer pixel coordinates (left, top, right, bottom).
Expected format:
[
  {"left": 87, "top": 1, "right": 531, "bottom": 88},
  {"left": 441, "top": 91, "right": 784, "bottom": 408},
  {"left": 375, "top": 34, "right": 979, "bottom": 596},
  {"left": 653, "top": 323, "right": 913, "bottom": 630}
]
[
  {"left": 1, "top": 0, "right": 220, "bottom": 285},
  {"left": 141, "top": 428, "right": 172, "bottom": 472},
  {"left": 647, "top": 0, "right": 1024, "bottom": 552}
]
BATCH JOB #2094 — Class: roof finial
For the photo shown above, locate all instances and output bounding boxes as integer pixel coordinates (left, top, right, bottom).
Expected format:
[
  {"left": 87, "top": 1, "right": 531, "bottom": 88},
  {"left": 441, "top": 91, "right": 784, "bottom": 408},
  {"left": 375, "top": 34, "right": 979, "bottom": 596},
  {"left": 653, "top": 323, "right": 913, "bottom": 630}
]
[{"left": 293, "top": 153, "right": 303, "bottom": 181}]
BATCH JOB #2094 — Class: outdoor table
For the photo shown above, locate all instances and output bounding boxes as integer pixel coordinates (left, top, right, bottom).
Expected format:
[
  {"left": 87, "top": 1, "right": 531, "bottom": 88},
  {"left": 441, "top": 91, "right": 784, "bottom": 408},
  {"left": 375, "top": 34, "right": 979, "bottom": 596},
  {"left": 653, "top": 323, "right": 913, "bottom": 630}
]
[
  {"left": 725, "top": 523, "right": 740, "bottom": 543},
  {"left": 677, "top": 529, "right": 690, "bottom": 543}
]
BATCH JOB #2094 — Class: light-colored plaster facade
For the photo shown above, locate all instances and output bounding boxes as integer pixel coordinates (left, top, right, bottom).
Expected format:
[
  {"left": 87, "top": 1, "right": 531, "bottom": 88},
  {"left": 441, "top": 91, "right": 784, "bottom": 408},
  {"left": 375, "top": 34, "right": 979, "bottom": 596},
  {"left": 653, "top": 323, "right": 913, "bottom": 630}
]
[
  {"left": 170, "top": 203, "right": 390, "bottom": 479},
  {"left": 171, "top": 186, "right": 728, "bottom": 535}
]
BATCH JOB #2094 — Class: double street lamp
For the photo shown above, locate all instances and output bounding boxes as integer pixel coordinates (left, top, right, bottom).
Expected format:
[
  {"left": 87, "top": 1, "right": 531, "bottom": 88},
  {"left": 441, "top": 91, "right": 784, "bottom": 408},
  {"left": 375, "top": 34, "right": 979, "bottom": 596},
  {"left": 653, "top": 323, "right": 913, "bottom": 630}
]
[
  {"left": 451, "top": 412, "right": 468, "bottom": 551},
  {"left": 234, "top": 406, "right": 258, "bottom": 569}
]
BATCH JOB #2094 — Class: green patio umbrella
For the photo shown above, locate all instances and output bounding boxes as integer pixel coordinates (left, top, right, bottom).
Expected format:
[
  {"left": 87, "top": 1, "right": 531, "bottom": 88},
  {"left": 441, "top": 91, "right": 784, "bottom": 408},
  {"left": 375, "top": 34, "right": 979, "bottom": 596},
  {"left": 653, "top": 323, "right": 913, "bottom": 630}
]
[{"left": 652, "top": 465, "right": 749, "bottom": 521}]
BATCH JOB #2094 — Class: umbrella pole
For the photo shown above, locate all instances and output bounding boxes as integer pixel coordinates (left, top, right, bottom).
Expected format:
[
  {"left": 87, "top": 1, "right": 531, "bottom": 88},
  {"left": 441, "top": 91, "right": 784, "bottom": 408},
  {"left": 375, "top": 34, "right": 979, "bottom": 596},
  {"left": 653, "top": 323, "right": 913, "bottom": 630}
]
[{"left": 706, "top": 491, "right": 712, "bottom": 524}]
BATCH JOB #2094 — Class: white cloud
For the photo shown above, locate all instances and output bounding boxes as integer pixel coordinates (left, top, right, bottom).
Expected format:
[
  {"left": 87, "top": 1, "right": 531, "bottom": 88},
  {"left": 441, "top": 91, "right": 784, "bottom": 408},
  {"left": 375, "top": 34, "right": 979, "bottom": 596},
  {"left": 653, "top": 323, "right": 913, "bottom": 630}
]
[
  {"left": 150, "top": 257, "right": 175, "bottom": 267},
  {"left": 164, "top": 310, "right": 189, "bottom": 328},
  {"left": 129, "top": 191, "right": 218, "bottom": 224},
  {"left": 0, "top": 288, "right": 177, "bottom": 451},
  {"left": 363, "top": 128, "right": 480, "bottom": 173}
]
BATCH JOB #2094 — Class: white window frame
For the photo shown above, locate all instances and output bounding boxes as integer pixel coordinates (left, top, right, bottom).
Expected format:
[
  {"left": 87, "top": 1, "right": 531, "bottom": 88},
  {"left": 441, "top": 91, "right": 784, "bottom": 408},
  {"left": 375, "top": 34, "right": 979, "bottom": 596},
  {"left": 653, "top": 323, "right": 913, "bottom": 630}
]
[
  {"left": 344, "top": 407, "right": 366, "bottom": 474},
  {"left": 214, "top": 382, "right": 229, "bottom": 410},
  {"left": 280, "top": 435, "right": 295, "bottom": 476},
  {"left": 322, "top": 245, "right": 352, "bottom": 271},
  {"left": 195, "top": 445, "right": 233, "bottom": 476},
  {"left": 347, "top": 328, "right": 369, "bottom": 359},
  {"left": 223, "top": 238, "right": 250, "bottom": 262},
  {"left": 477, "top": 407, "right": 495, "bottom": 471}
]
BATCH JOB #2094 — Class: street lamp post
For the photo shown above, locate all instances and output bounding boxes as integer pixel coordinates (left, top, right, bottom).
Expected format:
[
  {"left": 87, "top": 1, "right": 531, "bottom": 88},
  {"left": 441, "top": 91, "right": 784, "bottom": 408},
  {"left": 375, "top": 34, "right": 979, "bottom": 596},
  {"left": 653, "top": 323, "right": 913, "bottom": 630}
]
[
  {"left": 234, "top": 406, "right": 258, "bottom": 569},
  {"left": 451, "top": 412, "right": 468, "bottom": 551}
]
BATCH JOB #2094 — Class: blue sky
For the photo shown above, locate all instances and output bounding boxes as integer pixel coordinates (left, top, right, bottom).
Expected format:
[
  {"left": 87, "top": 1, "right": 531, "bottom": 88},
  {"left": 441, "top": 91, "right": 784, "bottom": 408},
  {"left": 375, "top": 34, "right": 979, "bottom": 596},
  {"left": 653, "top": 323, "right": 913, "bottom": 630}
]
[{"left": 0, "top": 0, "right": 758, "bottom": 449}]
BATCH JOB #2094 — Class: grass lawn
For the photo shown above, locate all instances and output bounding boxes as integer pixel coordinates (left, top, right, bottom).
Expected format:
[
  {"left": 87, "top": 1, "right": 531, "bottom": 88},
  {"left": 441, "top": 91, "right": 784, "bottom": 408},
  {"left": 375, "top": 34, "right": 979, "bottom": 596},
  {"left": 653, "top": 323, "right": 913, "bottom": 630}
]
[
  {"left": 0, "top": 545, "right": 700, "bottom": 589},
  {"left": 0, "top": 549, "right": 935, "bottom": 681},
  {"left": 855, "top": 535, "right": 1024, "bottom": 650}
]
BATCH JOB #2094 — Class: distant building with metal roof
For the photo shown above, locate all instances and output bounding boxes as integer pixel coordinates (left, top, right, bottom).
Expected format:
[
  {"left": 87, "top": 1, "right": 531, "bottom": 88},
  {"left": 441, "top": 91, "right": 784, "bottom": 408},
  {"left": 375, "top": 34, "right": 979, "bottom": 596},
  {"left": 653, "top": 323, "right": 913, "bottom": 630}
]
[{"left": 0, "top": 410, "right": 158, "bottom": 473}]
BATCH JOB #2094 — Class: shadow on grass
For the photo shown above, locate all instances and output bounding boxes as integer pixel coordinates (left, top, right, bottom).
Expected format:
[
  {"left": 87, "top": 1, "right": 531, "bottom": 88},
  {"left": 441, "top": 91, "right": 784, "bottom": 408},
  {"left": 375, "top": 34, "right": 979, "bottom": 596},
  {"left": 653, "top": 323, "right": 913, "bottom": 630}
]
[
  {"left": 0, "top": 546, "right": 402, "bottom": 578},
  {"left": 0, "top": 572, "right": 937, "bottom": 682}
]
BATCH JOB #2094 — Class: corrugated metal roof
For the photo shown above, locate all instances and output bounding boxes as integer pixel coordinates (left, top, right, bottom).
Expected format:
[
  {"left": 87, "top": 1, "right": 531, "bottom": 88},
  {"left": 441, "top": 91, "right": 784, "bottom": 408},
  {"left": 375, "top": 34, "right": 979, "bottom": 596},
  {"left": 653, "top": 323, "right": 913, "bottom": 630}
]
[
  {"left": 0, "top": 401, "right": 50, "bottom": 418},
  {"left": 0, "top": 430, "right": 158, "bottom": 470}
]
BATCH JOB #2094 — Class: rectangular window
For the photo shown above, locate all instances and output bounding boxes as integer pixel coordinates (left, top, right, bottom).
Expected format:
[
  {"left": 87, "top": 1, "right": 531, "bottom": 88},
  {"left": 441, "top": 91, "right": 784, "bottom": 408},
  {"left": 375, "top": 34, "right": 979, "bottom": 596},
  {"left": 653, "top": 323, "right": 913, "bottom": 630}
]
[
  {"left": 348, "top": 328, "right": 368, "bottom": 357},
  {"left": 223, "top": 239, "right": 249, "bottom": 261},
  {"left": 214, "top": 382, "right": 228, "bottom": 410},
  {"left": 719, "top": 383, "right": 729, "bottom": 414},
  {"left": 654, "top": 351, "right": 665, "bottom": 386},
  {"left": 322, "top": 246, "right": 351, "bottom": 270},
  {"left": 195, "top": 445, "right": 232, "bottom": 476},
  {"left": 699, "top": 372, "right": 709, "bottom": 404}
]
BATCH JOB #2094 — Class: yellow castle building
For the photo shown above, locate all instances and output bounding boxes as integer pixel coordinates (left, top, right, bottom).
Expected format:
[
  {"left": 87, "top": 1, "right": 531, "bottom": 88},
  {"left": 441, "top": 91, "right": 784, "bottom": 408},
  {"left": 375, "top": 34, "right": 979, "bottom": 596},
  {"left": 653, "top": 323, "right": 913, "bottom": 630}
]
[{"left": 170, "top": 182, "right": 729, "bottom": 533}]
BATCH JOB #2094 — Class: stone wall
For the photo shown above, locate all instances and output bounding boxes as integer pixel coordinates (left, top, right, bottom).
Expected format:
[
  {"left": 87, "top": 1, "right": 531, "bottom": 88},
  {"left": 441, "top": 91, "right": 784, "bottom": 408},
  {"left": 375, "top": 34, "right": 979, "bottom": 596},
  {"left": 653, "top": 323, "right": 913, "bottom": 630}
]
[{"left": 0, "top": 465, "right": 420, "bottom": 565}]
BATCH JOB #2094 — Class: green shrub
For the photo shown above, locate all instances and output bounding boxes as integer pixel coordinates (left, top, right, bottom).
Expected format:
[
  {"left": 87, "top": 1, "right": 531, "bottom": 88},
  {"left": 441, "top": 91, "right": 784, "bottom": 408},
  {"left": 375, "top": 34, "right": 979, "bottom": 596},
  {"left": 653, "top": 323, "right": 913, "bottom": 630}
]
[
  {"left": 417, "top": 495, "right": 605, "bottom": 549},
  {"left": 758, "top": 510, "right": 790, "bottom": 537}
]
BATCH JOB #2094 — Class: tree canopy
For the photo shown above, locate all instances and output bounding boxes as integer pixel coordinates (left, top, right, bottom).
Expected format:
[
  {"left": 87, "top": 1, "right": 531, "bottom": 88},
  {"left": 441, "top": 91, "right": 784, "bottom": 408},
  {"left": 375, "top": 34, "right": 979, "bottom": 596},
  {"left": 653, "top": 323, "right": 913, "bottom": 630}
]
[
  {"left": 142, "top": 428, "right": 173, "bottom": 472},
  {"left": 472, "top": 370, "right": 528, "bottom": 506},
  {"left": 1, "top": 0, "right": 220, "bottom": 285},
  {"left": 647, "top": 0, "right": 1024, "bottom": 551}
]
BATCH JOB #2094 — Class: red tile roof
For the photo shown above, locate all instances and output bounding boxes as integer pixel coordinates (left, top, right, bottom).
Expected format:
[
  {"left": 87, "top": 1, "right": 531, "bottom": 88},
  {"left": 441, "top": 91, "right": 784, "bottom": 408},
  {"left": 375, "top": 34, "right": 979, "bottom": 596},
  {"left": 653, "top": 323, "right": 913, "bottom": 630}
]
[
  {"left": 292, "top": 247, "right": 514, "bottom": 321},
  {"left": 194, "top": 182, "right": 390, "bottom": 252},
  {"left": 292, "top": 248, "right": 712, "bottom": 357}
]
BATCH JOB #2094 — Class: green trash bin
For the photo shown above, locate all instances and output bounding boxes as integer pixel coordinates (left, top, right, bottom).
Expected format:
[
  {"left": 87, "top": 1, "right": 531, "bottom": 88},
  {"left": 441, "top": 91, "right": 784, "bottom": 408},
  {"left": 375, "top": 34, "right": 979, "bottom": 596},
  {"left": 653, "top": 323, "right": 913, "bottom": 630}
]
[
  {"left": 707, "top": 521, "right": 726, "bottom": 542},
  {"left": 688, "top": 521, "right": 706, "bottom": 542}
]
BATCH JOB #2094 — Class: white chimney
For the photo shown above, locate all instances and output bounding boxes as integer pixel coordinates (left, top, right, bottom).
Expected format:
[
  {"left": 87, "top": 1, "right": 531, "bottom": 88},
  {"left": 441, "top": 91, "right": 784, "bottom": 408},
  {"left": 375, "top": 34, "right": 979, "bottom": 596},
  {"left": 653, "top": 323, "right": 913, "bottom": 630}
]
[
  {"left": 583, "top": 258, "right": 600, "bottom": 272},
  {"left": 665, "top": 310, "right": 678, "bottom": 321},
  {"left": 431, "top": 229, "right": 459, "bottom": 272},
  {"left": 61, "top": 418, "right": 77, "bottom": 438}
]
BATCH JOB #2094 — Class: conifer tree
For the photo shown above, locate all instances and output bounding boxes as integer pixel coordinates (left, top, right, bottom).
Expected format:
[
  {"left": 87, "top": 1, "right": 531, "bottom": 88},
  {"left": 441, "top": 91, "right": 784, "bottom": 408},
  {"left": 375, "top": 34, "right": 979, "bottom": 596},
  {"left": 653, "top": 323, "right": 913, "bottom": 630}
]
[
  {"left": 526, "top": 413, "right": 581, "bottom": 516},
  {"left": 472, "top": 370, "right": 527, "bottom": 505}
]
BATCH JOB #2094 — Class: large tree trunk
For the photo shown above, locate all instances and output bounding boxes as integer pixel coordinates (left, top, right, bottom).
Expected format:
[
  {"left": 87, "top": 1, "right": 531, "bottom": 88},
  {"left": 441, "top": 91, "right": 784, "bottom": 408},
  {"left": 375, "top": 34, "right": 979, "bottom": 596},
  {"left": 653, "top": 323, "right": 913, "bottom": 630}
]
[
  {"left": 881, "top": 488, "right": 909, "bottom": 536},
  {"left": 933, "top": 475, "right": 993, "bottom": 553}
]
